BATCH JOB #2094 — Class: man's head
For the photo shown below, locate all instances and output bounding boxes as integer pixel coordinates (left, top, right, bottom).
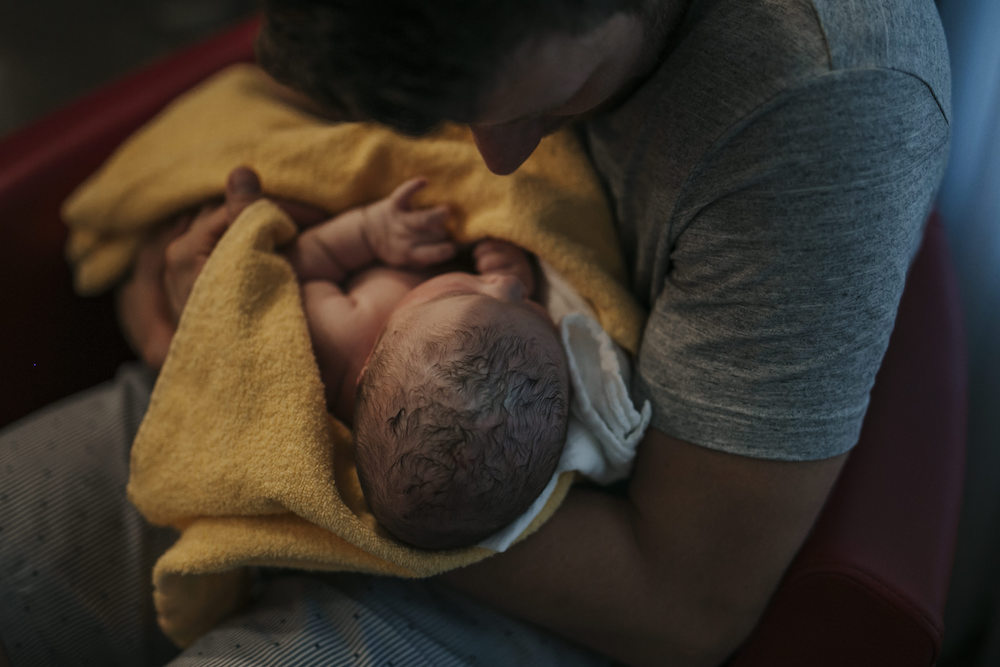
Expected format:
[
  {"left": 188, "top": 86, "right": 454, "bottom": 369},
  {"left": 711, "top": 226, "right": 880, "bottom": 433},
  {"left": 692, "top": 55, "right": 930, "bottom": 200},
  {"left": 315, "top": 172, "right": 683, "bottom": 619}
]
[
  {"left": 352, "top": 274, "right": 570, "bottom": 549},
  {"left": 258, "top": 0, "right": 682, "bottom": 173}
]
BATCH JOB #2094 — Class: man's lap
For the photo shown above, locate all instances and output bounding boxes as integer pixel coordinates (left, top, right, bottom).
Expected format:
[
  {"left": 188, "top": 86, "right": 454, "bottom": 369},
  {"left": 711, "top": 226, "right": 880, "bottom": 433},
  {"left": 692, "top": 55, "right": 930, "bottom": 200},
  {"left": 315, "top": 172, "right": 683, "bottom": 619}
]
[
  {"left": 0, "top": 363, "right": 176, "bottom": 666},
  {"left": 172, "top": 573, "right": 610, "bottom": 666},
  {"left": 0, "top": 363, "right": 607, "bottom": 666}
]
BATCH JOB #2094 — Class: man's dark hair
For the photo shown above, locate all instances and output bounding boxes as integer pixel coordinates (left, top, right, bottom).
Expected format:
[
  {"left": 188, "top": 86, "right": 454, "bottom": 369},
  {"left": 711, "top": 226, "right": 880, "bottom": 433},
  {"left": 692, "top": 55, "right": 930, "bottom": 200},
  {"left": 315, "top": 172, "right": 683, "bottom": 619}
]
[
  {"left": 258, "top": 0, "right": 647, "bottom": 134},
  {"left": 353, "top": 322, "right": 569, "bottom": 550}
]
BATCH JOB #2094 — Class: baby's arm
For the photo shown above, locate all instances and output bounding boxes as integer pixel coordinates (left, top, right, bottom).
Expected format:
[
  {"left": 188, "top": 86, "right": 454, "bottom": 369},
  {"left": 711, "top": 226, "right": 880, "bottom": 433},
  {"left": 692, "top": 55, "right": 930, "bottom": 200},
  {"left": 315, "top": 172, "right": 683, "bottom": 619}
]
[
  {"left": 286, "top": 177, "right": 455, "bottom": 283},
  {"left": 473, "top": 239, "right": 537, "bottom": 297}
]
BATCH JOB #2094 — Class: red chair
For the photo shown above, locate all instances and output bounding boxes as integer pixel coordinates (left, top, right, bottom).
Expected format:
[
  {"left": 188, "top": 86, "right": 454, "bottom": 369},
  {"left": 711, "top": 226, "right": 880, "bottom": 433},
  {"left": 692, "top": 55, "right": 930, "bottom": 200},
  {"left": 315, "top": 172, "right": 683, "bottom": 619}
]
[
  {"left": 0, "top": 17, "right": 261, "bottom": 429},
  {"left": 0, "top": 16, "right": 966, "bottom": 665},
  {"left": 728, "top": 209, "right": 966, "bottom": 666}
]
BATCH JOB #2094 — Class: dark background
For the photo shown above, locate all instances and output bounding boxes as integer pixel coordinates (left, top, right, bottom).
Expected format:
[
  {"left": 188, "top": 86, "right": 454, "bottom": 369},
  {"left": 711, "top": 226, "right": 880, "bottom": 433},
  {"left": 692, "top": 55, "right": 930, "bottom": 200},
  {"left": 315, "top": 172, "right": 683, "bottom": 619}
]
[{"left": 0, "top": 0, "right": 257, "bottom": 137}]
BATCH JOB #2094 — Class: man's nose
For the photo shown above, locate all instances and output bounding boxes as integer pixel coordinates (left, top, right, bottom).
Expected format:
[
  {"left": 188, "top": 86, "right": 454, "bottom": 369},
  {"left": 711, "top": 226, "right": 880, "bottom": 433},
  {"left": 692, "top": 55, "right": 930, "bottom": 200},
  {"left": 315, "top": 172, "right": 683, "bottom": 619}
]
[
  {"left": 471, "top": 119, "right": 546, "bottom": 175},
  {"left": 482, "top": 273, "right": 525, "bottom": 301}
]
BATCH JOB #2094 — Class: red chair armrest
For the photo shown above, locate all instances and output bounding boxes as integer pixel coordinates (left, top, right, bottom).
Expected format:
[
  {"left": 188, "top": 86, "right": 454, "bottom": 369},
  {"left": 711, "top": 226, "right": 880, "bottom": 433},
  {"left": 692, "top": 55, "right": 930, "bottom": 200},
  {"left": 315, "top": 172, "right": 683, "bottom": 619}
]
[
  {"left": 731, "top": 213, "right": 967, "bottom": 666},
  {"left": 0, "top": 17, "right": 260, "bottom": 428}
]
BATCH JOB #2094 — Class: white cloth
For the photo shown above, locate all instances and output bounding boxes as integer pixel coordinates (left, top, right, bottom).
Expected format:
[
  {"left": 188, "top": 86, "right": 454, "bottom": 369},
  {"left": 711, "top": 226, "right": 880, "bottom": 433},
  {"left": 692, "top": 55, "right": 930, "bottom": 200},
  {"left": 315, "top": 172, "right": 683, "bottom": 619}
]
[
  {"left": 477, "top": 262, "right": 651, "bottom": 552},
  {"left": 558, "top": 313, "right": 652, "bottom": 485}
]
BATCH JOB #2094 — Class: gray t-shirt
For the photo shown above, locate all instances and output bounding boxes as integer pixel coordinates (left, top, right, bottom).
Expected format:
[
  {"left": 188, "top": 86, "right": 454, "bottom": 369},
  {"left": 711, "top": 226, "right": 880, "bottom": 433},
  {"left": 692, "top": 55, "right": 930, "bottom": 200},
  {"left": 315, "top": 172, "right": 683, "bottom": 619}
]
[{"left": 583, "top": 0, "right": 951, "bottom": 460}]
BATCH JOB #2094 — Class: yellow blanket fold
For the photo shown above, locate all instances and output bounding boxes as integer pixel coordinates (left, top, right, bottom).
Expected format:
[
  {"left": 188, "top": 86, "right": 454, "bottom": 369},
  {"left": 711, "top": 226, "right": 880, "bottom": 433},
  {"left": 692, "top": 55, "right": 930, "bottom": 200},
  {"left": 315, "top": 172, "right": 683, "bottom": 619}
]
[
  {"left": 62, "top": 64, "right": 643, "bottom": 647},
  {"left": 63, "top": 64, "right": 642, "bottom": 351}
]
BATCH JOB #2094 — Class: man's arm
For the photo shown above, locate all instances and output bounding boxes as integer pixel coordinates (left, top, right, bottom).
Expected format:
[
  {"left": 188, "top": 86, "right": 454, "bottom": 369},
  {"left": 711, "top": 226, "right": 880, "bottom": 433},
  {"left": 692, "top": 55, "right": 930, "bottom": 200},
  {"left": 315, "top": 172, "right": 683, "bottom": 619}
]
[
  {"left": 445, "top": 428, "right": 845, "bottom": 666},
  {"left": 117, "top": 166, "right": 332, "bottom": 369}
]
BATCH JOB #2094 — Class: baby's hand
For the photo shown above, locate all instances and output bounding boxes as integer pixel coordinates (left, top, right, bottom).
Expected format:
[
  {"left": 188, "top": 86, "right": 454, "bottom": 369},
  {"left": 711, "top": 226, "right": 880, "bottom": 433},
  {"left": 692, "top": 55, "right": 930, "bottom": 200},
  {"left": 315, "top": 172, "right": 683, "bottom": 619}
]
[
  {"left": 363, "top": 177, "right": 456, "bottom": 268},
  {"left": 473, "top": 239, "right": 537, "bottom": 297}
]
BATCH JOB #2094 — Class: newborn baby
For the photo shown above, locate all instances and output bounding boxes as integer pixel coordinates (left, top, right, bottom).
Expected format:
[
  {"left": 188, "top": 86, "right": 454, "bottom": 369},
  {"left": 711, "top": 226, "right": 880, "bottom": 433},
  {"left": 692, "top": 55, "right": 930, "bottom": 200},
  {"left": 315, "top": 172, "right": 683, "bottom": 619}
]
[{"left": 267, "top": 175, "right": 570, "bottom": 550}]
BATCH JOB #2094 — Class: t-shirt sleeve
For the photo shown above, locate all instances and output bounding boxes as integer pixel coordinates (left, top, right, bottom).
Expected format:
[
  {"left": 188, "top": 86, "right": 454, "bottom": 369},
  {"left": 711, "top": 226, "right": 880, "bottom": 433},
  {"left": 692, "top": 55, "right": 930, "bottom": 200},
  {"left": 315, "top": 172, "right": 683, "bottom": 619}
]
[{"left": 635, "top": 67, "right": 950, "bottom": 461}]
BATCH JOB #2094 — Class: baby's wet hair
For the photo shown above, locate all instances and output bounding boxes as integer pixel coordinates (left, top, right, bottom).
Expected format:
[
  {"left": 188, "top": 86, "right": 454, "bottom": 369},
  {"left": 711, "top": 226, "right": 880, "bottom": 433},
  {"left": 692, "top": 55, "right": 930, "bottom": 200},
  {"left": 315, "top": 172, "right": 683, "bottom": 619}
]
[{"left": 354, "top": 321, "right": 569, "bottom": 550}]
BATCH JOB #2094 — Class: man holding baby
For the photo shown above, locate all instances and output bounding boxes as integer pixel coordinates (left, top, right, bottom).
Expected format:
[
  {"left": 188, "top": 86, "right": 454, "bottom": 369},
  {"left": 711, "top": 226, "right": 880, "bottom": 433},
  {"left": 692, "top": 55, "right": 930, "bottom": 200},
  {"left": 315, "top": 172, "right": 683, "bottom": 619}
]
[{"left": 0, "top": 1, "right": 950, "bottom": 665}]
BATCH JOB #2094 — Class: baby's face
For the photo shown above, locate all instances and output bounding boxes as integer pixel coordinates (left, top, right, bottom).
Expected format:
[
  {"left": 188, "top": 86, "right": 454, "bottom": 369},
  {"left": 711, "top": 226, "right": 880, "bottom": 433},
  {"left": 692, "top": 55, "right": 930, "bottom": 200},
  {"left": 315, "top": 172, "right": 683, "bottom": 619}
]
[
  {"left": 392, "top": 269, "right": 553, "bottom": 325},
  {"left": 380, "top": 271, "right": 562, "bottom": 366}
]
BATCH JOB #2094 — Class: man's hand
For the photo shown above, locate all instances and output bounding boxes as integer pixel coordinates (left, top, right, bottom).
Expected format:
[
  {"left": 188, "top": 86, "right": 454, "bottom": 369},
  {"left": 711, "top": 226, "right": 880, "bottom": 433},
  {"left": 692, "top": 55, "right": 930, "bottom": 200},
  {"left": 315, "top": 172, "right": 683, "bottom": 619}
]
[
  {"left": 163, "top": 166, "right": 266, "bottom": 318},
  {"left": 361, "top": 177, "right": 456, "bottom": 268},
  {"left": 116, "top": 217, "right": 185, "bottom": 370},
  {"left": 473, "top": 238, "right": 537, "bottom": 296},
  {"left": 116, "top": 166, "right": 325, "bottom": 369},
  {"left": 161, "top": 202, "right": 227, "bottom": 321}
]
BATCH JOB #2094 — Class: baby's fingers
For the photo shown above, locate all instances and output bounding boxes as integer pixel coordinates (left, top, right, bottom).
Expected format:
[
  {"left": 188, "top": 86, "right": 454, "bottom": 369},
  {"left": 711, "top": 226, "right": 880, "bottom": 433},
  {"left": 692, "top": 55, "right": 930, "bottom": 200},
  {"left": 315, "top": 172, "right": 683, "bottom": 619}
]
[
  {"left": 473, "top": 239, "right": 523, "bottom": 271},
  {"left": 405, "top": 204, "right": 451, "bottom": 231},
  {"left": 389, "top": 177, "right": 429, "bottom": 210},
  {"left": 473, "top": 238, "right": 520, "bottom": 258},
  {"left": 409, "top": 241, "right": 458, "bottom": 267},
  {"left": 474, "top": 250, "right": 515, "bottom": 274}
]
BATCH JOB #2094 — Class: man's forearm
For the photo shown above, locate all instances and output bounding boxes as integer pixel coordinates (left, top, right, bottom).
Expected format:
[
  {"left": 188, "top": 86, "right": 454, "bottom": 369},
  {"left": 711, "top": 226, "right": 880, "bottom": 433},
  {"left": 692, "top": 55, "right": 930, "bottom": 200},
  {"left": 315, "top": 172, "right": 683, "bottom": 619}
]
[
  {"left": 446, "top": 491, "right": 720, "bottom": 665},
  {"left": 444, "top": 429, "right": 846, "bottom": 666},
  {"left": 446, "top": 486, "right": 742, "bottom": 666}
]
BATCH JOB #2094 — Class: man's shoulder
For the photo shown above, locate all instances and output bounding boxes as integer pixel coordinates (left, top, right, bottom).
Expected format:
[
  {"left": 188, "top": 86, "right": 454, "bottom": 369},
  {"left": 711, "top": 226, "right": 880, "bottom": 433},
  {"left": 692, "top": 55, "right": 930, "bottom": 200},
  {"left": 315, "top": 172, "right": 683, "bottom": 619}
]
[
  {"left": 676, "top": 0, "right": 948, "bottom": 90},
  {"left": 808, "top": 0, "right": 950, "bottom": 116},
  {"left": 586, "top": 0, "right": 949, "bottom": 183},
  {"left": 808, "top": 0, "right": 948, "bottom": 69}
]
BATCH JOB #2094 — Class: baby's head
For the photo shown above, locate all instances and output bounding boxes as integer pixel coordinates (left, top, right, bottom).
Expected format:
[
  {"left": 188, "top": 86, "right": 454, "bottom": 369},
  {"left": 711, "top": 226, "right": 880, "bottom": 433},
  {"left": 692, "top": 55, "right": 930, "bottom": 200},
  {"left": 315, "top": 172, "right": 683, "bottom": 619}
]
[{"left": 353, "top": 272, "right": 569, "bottom": 550}]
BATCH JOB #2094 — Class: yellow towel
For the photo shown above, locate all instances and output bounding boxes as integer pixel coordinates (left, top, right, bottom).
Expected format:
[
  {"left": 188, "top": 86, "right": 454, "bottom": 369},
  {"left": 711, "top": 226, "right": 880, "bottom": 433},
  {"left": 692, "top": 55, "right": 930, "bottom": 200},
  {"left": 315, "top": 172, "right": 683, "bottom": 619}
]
[
  {"left": 62, "top": 64, "right": 646, "bottom": 647},
  {"left": 63, "top": 64, "right": 641, "bottom": 351}
]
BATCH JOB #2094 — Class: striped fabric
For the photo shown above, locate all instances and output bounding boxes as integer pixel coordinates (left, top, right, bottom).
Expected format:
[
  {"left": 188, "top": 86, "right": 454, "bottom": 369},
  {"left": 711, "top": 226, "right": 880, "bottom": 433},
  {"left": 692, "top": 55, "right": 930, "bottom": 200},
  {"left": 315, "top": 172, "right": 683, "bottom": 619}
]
[
  {"left": 0, "top": 364, "right": 176, "bottom": 666},
  {"left": 173, "top": 574, "right": 610, "bottom": 666},
  {"left": 0, "top": 364, "right": 610, "bottom": 667}
]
